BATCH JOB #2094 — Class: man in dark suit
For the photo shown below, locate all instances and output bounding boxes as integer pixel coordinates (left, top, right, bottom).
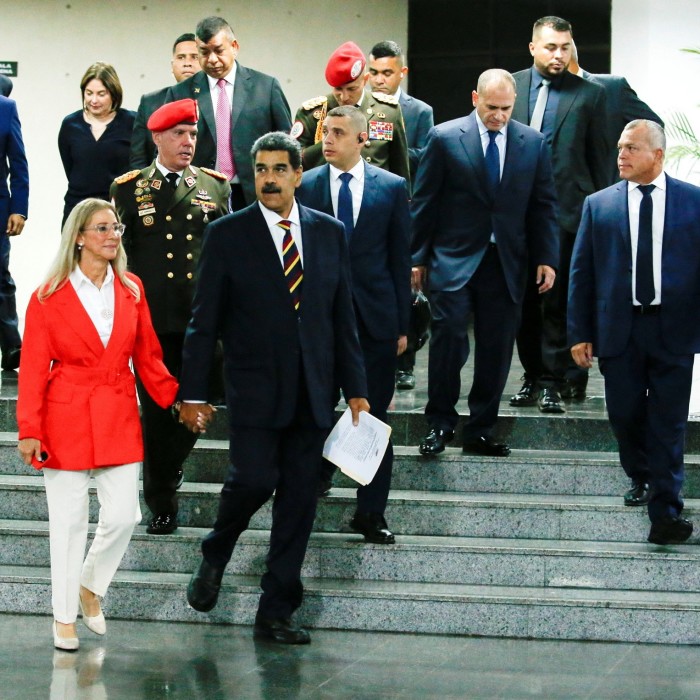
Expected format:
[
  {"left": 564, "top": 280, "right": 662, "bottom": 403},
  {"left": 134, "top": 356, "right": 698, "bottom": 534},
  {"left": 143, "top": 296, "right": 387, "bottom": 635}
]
[
  {"left": 0, "top": 76, "right": 12, "bottom": 98},
  {"left": 508, "top": 16, "right": 609, "bottom": 414},
  {"left": 569, "top": 120, "right": 699, "bottom": 545},
  {"left": 179, "top": 131, "right": 368, "bottom": 643},
  {"left": 129, "top": 33, "right": 201, "bottom": 169},
  {"left": 568, "top": 41, "right": 664, "bottom": 184},
  {"left": 413, "top": 69, "right": 558, "bottom": 457},
  {"left": 367, "top": 40, "right": 434, "bottom": 391},
  {"left": 112, "top": 99, "right": 231, "bottom": 535},
  {"left": 297, "top": 105, "right": 411, "bottom": 543},
  {"left": 166, "top": 16, "right": 292, "bottom": 211},
  {"left": 0, "top": 95, "right": 28, "bottom": 372}
]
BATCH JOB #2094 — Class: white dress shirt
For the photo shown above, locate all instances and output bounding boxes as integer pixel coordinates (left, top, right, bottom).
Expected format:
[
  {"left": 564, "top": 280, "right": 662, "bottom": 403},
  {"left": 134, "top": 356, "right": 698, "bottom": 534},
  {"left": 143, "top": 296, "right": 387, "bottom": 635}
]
[
  {"left": 329, "top": 159, "right": 365, "bottom": 225},
  {"left": 155, "top": 159, "right": 184, "bottom": 185},
  {"left": 628, "top": 172, "right": 666, "bottom": 305},
  {"left": 258, "top": 200, "right": 304, "bottom": 266},
  {"left": 69, "top": 264, "right": 115, "bottom": 347}
]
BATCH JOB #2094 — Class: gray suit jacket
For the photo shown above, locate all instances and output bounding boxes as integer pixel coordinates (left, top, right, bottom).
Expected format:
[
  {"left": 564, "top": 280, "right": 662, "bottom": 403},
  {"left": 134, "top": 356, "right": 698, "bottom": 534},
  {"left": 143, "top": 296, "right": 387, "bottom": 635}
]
[
  {"left": 166, "top": 64, "right": 292, "bottom": 204},
  {"left": 399, "top": 91, "right": 434, "bottom": 179},
  {"left": 512, "top": 69, "right": 610, "bottom": 233}
]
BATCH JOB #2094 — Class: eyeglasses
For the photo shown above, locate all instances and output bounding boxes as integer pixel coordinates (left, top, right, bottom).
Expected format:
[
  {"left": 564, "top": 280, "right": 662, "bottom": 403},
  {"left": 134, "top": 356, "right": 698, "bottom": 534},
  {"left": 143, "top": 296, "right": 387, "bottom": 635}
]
[{"left": 81, "top": 223, "right": 125, "bottom": 237}]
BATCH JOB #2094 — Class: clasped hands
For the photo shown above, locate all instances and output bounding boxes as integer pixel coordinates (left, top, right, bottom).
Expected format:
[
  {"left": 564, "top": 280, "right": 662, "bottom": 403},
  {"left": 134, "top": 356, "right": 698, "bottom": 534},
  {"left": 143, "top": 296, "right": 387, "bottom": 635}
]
[{"left": 177, "top": 402, "right": 217, "bottom": 433}]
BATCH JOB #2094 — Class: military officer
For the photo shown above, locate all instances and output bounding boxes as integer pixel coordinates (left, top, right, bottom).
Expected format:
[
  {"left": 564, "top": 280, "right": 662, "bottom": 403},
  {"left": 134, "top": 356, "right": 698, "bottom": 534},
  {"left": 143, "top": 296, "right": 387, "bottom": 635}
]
[
  {"left": 110, "top": 99, "right": 230, "bottom": 535},
  {"left": 292, "top": 41, "right": 410, "bottom": 184}
]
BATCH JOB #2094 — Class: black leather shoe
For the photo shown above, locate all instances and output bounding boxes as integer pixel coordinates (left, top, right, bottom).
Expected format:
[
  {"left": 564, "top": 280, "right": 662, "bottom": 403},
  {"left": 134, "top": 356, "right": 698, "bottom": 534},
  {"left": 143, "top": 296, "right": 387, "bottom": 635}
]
[
  {"left": 509, "top": 379, "right": 540, "bottom": 407},
  {"left": 350, "top": 512, "right": 396, "bottom": 544},
  {"left": 395, "top": 370, "right": 416, "bottom": 391},
  {"left": 254, "top": 615, "right": 310, "bottom": 644},
  {"left": 419, "top": 428, "right": 454, "bottom": 455},
  {"left": 1, "top": 346, "right": 20, "bottom": 371},
  {"left": 463, "top": 435, "right": 511, "bottom": 457},
  {"left": 147, "top": 513, "right": 177, "bottom": 534},
  {"left": 175, "top": 469, "right": 184, "bottom": 490},
  {"left": 648, "top": 516, "right": 694, "bottom": 545},
  {"left": 561, "top": 380, "right": 587, "bottom": 402},
  {"left": 317, "top": 477, "right": 332, "bottom": 498},
  {"left": 538, "top": 388, "right": 565, "bottom": 414},
  {"left": 623, "top": 482, "right": 650, "bottom": 507},
  {"left": 187, "top": 558, "right": 225, "bottom": 612}
]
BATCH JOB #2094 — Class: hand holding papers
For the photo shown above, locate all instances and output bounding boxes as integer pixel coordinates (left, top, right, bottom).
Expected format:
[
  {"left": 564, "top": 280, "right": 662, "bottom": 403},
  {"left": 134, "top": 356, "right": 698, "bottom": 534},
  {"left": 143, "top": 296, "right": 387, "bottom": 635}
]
[{"left": 323, "top": 408, "right": 391, "bottom": 486}]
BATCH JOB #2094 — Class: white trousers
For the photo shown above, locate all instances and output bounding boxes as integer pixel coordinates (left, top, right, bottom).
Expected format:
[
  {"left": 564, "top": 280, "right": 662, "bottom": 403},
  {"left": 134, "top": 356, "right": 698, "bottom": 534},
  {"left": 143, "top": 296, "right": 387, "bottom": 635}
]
[{"left": 43, "top": 463, "right": 141, "bottom": 624}]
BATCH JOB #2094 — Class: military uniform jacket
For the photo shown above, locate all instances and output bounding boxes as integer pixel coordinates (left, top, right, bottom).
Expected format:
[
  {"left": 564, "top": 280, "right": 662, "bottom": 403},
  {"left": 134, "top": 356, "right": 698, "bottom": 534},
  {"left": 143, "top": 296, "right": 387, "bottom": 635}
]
[
  {"left": 292, "top": 91, "right": 410, "bottom": 185},
  {"left": 110, "top": 162, "right": 231, "bottom": 335}
]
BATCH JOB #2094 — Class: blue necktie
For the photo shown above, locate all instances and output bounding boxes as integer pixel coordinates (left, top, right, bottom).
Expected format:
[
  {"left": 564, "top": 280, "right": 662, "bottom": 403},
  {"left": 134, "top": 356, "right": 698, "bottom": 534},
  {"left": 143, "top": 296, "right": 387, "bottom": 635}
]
[
  {"left": 636, "top": 184, "right": 656, "bottom": 306},
  {"left": 338, "top": 172, "right": 354, "bottom": 240},
  {"left": 485, "top": 130, "right": 500, "bottom": 192}
]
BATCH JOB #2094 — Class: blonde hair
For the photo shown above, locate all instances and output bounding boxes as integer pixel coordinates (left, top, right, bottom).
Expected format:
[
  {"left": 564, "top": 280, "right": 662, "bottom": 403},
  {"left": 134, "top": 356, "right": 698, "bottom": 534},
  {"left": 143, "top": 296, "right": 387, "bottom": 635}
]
[{"left": 39, "top": 198, "right": 139, "bottom": 302}]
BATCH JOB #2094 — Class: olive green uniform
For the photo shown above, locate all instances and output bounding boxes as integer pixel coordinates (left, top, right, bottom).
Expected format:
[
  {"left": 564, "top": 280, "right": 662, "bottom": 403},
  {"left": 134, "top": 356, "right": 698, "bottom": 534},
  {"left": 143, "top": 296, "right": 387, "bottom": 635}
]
[
  {"left": 292, "top": 90, "right": 410, "bottom": 186},
  {"left": 110, "top": 162, "right": 230, "bottom": 520}
]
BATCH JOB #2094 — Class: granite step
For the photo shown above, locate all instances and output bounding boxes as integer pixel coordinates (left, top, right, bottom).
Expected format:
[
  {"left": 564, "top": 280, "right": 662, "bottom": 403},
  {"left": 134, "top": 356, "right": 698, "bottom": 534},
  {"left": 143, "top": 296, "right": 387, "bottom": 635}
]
[
  {"left": 2, "top": 564, "right": 699, "bottom": 645},
  {"left": 1, "top": 474, "right": 697, "bottom": 544},
  {"left": 3, "top": 435, "right": 700, "bottom": 499},
  {"left": 3, "top": 519, "right": 699, "bottom": 593}
]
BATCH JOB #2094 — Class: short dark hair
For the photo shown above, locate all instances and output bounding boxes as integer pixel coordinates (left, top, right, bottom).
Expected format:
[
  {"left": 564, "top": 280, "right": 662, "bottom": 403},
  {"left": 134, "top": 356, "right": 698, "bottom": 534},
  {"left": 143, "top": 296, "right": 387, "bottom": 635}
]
[
  {"left": 533, "top": 15, "right": 573, "bottom": 38},
  {"left": 196, "top": 16, "right": 234, "bottom": 43},
  {"left": 327, "top": 105, "right": 368, "bottom": 135},
  {"left": 251, "top": 132, "right": 302, "bottom": 170},
  {"left": 173, "top": 33, "right": 196, "bottom": 52},
  {"left": 80, "top": 62, "right": 123, "bottom": 111},
  {"left": 369, "top": 40, "right": 404, "bottom": 64}
]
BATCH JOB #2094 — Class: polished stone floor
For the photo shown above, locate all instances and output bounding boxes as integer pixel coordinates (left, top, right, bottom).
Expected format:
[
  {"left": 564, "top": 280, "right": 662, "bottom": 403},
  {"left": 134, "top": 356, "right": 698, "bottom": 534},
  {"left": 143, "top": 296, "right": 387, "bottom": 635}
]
[{"left": 4, "top": 613, "right": 700, "bottom": 700}]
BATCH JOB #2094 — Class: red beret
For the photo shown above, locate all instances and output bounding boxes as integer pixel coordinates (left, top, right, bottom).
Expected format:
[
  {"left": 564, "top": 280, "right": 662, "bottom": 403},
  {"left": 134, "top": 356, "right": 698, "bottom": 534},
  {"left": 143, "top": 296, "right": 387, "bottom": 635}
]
[
  {"left": 325, "top": 41, "right": 366, "bottom": 88},
  {"left": 147, "top": 98, "right": 199, "bottom": 132}
]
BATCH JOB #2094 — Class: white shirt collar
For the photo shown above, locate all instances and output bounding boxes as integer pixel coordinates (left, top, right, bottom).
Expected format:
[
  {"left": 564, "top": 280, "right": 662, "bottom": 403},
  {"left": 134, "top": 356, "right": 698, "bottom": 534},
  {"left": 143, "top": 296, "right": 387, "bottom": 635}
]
[
  {"left": 628, "top": 171, "right": 666, "bottom": 193},
  {"left": 258, "top": 199, "right": 301, "bottom": 229},
  {"left": 329, "top": 159, "right": 365, "bottom": 183},
  {"left": 206, "top": 62, "right": 237, "bottom": 91},
  {"left": 155, "top": 158, "right": 187, "bottom": 179},
  {"left": 70, "top": 262, "right": 115, "bottom": 290},
  {"left": 475, "top": 111, "right": 506, "bottom": 139}
]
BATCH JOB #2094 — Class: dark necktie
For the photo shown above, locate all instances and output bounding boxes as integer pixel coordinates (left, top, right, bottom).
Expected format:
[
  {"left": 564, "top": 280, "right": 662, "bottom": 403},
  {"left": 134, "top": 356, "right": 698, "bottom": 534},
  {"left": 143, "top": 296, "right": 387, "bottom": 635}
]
[
  {"left": 636, "top": 184, "right": 656, "bottom": 306},
  {"left": 338, "top": 172, "right": 354, "bottom": 240},
  {"left": 485, "top": 130, "right": 500, "bottom": 192},
  {"left": 165, "top": 172, "right": 179, "bottom": 189},
  {"left": 277, "top": 219, "right": 303, "bottom": 312}
]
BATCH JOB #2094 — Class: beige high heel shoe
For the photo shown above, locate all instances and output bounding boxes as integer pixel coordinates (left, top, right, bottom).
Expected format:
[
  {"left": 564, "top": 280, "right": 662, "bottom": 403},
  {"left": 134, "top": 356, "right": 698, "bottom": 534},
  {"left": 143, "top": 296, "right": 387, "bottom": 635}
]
[
  {"left": 79, "top": 591, "right": 106, "bottom": 635},
  {"left": 53, "top": 620, "right": 79, "bottom": 651}
]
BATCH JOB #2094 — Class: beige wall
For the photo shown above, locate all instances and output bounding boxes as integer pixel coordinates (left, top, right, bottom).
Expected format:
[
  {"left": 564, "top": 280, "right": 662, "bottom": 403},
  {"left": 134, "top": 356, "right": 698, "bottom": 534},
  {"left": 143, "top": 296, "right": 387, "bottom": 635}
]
[{"left": 3, "top": 0, "right": 407, "bottom": 327}]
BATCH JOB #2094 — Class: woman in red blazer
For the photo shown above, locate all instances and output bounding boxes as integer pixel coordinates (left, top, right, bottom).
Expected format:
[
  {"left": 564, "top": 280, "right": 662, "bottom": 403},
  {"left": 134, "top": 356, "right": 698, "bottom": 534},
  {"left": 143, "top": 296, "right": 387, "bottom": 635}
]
[{"left": 17, "top": 198, "right": 178, "bottom": 651}]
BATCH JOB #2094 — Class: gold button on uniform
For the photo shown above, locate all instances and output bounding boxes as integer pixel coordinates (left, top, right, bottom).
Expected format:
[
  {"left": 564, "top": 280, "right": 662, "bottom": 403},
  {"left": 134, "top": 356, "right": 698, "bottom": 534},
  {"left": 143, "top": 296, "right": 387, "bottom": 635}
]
[
  {"left": 167, "top": 253, "right": 173, "bottom": 259},
  {"left": 186, "top": 214, "right": 192, "bottom": 220},
  {"left": 166, "top": 233, "right": 173, "bottom": 240},
  {"left": 186, "top": 253, "right": 193, "bottom": 260},
  {"left": 186, "top": 234, "right": 193, "bottom": 241},
  {"left": 167, "top": 272, "right": 174, "bottom": 279},
  {"left": 166, "top": 215, "right": 172, "bottom": 222},
  {"left": 186, "top": 273, "right": 193, "bottom": 279}
]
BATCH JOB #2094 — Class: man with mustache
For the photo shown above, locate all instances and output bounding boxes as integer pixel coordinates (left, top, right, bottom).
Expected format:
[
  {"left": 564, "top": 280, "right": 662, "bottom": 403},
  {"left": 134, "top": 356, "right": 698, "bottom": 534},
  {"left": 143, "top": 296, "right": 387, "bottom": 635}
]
[{"left": 110, "top": 99, "right": 231, "bottom": 535}]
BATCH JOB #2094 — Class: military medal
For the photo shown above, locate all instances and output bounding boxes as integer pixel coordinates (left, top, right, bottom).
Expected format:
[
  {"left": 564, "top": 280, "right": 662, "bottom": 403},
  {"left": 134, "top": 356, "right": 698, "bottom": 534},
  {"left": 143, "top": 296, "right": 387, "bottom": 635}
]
[
  {"left": 136, "top": 179, "right": 149, "bottom": 188},
  {"left": 151, "top": 180, "right": 162, "bottom": 190},
  {"left": 143, "top": 215, "right": 154, "bottom": 226},
  {"left": 185, "top": 176, "right": 196, "bottom": 188},
  {"left": 369, "top": 120, "right": 394, "bottom": 141}
]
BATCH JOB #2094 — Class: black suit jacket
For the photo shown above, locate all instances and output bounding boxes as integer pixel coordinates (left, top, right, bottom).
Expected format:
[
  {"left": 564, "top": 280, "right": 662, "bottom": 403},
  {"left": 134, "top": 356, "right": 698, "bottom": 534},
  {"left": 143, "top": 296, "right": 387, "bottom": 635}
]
[
  {"left": 297, "top": 162, "right": 411, "bottom": 341},
  {"left": 165, "top": 65, "right": 292, "bottom": 204},
  {"left": 129, "top": 86, "right": 170, "bottom": 169},
  {"left": 512, "top": 69, "right": 610, "bottom": 233},
  {"left": 0, "top": 76, "right": 12, "bottom": 98},
  {"left": 180, "top": 202, "right": 367, "bottom": 429},
  {"left": 411, "top": 112, "right": 559, "bottom": 303},
  {"left": 581, "top": 71, "right": 664, "bottom": 183}
]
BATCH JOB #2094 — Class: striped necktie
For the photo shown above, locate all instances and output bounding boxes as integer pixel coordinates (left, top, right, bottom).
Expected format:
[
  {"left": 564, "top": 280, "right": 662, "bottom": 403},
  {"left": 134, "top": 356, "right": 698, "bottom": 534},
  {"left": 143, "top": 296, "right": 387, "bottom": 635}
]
[{"left": 277, "top": 219, "right": 303, "bottom": 312}]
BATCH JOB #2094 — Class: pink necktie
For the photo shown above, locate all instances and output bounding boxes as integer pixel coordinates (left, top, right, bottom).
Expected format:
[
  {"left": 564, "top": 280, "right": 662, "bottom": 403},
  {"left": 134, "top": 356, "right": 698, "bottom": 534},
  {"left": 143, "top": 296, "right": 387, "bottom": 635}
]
[{"left": 216, "top": 78, "right": 235, "bottom": 180}]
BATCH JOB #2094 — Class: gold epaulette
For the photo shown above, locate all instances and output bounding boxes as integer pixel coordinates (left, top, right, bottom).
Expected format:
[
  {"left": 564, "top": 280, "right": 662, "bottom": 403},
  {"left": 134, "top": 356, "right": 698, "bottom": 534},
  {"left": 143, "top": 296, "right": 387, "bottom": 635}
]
[
  {"left": 301, "top": 95, "right": 327, "bottom": 111},
  {"left": 113, "top": 169, "right": 141, "bottom": 184},
  {"left": 372, "top": 92, "right": 399, "bottom": 106},
  {"left": 199, "top": 167, "right": 228, "bottom": 181}
]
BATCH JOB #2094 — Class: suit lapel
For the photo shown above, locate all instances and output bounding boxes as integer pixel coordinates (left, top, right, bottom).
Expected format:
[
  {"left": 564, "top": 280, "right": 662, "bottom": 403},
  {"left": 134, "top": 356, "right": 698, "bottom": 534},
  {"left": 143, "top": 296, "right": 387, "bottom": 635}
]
[
  {"left": 313, "top": 165, "right": 334, "bottom": 215},
  {"left": 168, "top": 165, "right": 197, "bottom": 211},
  {"left": 614, "top": 182, "right": 631, "bottom": 252},
  {"left": 552, "top": 73, "right": 580, "bottom": 140},
  {"left": 193, "top": 73, "right": 216, "bottom": 141},
  {"left": 355, "top": 163, "right": 378, "bottom": 235},
  {"left": 298, "top": 205, "right": 320, "bottom": 316},
  {"left": 52, "top": 283, "right": 105, "bottom": 358},
  {"left": 459, "top": 114, "right": 491, "bottom": 204},
  {"left": 231, "top": 63, "right": 249, "bottom": 135},
  {"left": 100, "top": 276, "right": 134, "bottom": 362},
  {"left": 501, "top": 125, "right": 525, "bottom": 191},
  {"left": 512, "top": 71, "right": 532, "bottom": 124}
]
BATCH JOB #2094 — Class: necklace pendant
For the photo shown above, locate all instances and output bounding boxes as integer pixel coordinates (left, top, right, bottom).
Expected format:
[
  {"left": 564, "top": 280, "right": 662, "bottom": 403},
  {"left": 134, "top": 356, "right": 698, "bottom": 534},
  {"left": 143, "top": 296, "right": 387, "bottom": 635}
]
[{"left": 101, "top": 308, "right": 113, "bottom": 320}]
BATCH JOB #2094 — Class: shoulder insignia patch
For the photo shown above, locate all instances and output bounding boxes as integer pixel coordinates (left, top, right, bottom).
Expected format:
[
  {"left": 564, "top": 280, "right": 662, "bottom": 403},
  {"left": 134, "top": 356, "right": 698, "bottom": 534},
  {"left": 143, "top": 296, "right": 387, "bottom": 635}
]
[
  {"left": 114, "top": 169, "right": 141, "bottom": 185},
  {"left": 301, "top": 95, "right": 327, "bottom": 111},
  {"left": 200, "top": 167, "right": 228, "bottom": 181},
  {"left": 290, "top": 121, "right": 304, "bottom": 139},
  {"left": 372, "top": 92, "right": 399, "bottom": 106}
]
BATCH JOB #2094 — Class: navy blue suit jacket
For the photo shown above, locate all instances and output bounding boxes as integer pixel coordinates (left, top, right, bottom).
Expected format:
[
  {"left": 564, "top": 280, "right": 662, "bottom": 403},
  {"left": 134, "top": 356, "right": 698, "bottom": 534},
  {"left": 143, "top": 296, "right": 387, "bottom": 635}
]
[
  {"left": 180, "top": 201, "right": 367, "bottom": 429},
  {"left": 568, "top": 175, "right": 700, "bottom": 358},
  {"left": 0, "top": 76, "right": 12, "bottom": 98},
  {"left": 399, "top": 91, "right": 434, "bottom": 177},
  {"left": 0, "top": 96, "right": 29, "bottom": 229},
  {"left": 512, "top": 69, "right": 610, "bottom": 233},
  {"left": 297, "top": 162, "right": 411, "bottom": 341},
  {"left": 166, "top": 65, "right": 292, "bottom": 205},
  {"left": 411, "top": 112, "right": 559, "bottom": 303}
]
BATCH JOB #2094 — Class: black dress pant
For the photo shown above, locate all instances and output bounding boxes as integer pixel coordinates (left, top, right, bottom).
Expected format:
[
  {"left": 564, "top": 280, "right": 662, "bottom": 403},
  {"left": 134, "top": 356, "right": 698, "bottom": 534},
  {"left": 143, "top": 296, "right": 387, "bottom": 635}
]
[
  {"left": 201, "top": 379, "right": 326, "bottom": 619},
  {"left": 426, "top": 245, "right": 519, "bottom": 438}
]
